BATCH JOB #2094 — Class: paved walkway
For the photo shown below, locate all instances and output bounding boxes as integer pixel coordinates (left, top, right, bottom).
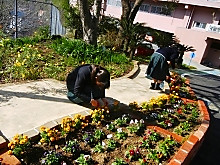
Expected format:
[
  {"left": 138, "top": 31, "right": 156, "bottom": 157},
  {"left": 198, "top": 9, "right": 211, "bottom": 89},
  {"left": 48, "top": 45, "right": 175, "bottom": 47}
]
[{"left": 0, "top": 64, "right": 166, "bottom": 140}]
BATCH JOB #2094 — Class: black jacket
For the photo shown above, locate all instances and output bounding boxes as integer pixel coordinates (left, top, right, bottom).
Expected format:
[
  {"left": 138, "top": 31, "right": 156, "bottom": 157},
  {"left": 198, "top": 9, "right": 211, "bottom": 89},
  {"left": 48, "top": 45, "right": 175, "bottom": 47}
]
[
  {"left": 156, "top": 47, "right": 179, "bottom": 69},
  {"left": 66, "top": 64, "right": 105, "bottom": 103}
]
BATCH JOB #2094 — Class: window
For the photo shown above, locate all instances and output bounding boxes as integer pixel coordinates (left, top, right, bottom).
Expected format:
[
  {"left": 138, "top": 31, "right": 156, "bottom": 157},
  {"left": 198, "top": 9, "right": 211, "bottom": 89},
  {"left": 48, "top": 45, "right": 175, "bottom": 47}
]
[
  {"left": 107, "top": 0, "right": 121, "bottom": 7},
  {"left": 150, "top": 5, "right": 171, "bottom": 16},
  {"left": 193, "top": 21, "right": 207, "bottom": 29},
  {"left": 139, "top": 4, "right": 150, "bottom": 12},
  {"left": 151, "top": 6, "right": 163, "bottom": 14}
]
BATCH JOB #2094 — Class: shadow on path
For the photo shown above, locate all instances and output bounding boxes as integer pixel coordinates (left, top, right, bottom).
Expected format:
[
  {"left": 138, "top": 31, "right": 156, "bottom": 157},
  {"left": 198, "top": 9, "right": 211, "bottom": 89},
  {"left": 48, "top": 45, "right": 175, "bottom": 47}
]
[{"left": 0, "top": 90, "right": 71, "bottom": 104}]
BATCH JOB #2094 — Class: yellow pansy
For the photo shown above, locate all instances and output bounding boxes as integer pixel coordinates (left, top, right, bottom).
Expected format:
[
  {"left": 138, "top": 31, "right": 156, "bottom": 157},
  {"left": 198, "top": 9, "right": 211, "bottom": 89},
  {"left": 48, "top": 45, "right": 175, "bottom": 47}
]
[
  {"left": 7, "top": 150, "right": 13, "bottom": 155},
  {"left": 40, "top": 138, "right": 46, "bottom": 143},
  {"left": 40, "top": 126, "right": 46, "bottom": 131}
]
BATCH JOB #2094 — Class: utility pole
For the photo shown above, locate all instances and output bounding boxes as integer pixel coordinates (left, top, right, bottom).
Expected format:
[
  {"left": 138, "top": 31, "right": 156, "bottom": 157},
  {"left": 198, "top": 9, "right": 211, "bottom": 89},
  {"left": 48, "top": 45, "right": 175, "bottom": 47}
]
[{"left": 14, "top": 0, "right": 18, "bottom": 39}]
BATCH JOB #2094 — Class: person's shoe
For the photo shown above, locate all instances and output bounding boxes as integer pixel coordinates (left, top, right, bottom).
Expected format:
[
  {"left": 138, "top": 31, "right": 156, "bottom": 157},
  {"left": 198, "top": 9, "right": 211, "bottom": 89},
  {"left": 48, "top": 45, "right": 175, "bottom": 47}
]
[
  {"left": 150, "top": 83, "right": 156, "bottom": 89},
  {"left": 155, "top": 83, "right": 162, "bottom": 90}
]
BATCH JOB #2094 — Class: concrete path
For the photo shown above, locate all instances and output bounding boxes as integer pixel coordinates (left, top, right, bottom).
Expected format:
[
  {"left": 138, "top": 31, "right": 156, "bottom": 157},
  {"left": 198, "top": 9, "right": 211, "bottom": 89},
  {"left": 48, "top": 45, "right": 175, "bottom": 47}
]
[{"left": 0, "top": 64, "right": 165, "bottom": 140}]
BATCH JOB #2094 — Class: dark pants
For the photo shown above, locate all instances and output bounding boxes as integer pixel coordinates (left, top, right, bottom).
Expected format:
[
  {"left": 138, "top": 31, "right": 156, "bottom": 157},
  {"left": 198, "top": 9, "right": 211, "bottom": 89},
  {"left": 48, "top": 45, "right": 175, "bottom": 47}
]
[{"left": 67, "top": 91, "right": 83, "bottom": 104}]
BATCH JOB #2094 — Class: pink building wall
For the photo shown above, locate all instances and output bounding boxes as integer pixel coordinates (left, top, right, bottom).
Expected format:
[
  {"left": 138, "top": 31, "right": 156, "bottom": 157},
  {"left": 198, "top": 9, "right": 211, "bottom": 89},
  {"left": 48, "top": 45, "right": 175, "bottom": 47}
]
[
  {"left": 104, "top": 0, "right": 220, "bottom": 66},
  {"left": 175, "top": 28, "right": 208, "bottom": 62}
]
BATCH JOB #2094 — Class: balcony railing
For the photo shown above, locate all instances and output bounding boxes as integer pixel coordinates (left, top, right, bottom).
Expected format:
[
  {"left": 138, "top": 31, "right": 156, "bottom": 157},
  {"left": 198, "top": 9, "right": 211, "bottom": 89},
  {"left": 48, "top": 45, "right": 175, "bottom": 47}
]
[{"left": 206, "top": 24, "right": 220, "bottom": 33}]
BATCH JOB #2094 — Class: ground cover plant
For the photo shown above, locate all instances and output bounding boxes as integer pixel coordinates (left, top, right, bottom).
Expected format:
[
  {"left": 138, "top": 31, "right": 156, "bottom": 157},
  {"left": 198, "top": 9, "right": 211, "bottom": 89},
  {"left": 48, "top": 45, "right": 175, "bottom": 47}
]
[
  {"left": 7, "top": 92, "right": 201, "bottom": 165},
  {"left": 0, "top": 29, "right": 132, "bottom": 84}
]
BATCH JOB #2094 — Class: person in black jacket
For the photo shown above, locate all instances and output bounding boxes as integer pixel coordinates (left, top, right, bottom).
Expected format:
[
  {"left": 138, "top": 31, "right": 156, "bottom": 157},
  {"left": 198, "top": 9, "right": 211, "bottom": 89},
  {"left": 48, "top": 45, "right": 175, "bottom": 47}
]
[
  {"left": 146, "top": 45, "right": 180, "bottom": 90},
  {"left": 66, "top": 64, "right": 110, "bottom": 107}
]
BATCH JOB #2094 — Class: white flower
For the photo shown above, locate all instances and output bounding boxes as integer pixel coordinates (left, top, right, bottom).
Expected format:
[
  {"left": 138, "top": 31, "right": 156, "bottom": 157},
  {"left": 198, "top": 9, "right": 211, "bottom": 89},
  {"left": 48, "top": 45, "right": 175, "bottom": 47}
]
[
  {"left": 135, "top": 119, "right": 139, "bottom": 124},
  {"left": 117, "top": 128, "right": 122, "bottom": 133},
  {"left": 84, "top": 155, "right": 91, "bottom": 160},
  {"left": 102, "top": 141, "right": 106, "bottom": 146},
  {"left": 130, "top": 119, "right": 134, "bottom": 124},
  {"left": 140, "top": 119, "right": 145, "bottom": 124},
  {"left": 107, "top": 134, "right": 113, "bottom": 139},
  {"left": 106, "top": 124, "right": 109, "bottom": 129}
]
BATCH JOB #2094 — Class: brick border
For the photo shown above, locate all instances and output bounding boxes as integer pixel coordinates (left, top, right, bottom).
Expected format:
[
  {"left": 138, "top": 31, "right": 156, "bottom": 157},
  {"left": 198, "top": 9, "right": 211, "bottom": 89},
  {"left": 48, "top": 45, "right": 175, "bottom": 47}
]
[{"left": 168, "top": 100, "right": 210, "bottom": 165}]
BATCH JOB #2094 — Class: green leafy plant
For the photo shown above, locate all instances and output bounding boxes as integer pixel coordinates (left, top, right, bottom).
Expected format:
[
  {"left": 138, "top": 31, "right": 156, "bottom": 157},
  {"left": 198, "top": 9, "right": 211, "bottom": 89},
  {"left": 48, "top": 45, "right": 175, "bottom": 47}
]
[
  {"left": 174, "top": 121, "right": 192, "bottom": 136},
  {"left": 94, "top": 142, "right": 105, "bottom": 153},
  {"left": 107, "top": 139, "right": 117, "bottom": 151},
  {"left": 76, "top": 154, "right": 93, "bottom": 165},
  {"left": 41, "top": 151, "right": 63, "bottom": 165},
  {"left": 83, "top": 133, "right": 95, "bottom": 145},
  {"left": 138, "top": 158, "right": 148, "bottom": 165},
  {"left": 7, "top": 134, "right": 30, "bottom": 157},
  {"left": 115, "top": 128, "right": 128, "bottom": 140},
  {"left": 157, "top": 137, "right": 179, "bottom": 160},
  {"left": 126, "top": 122, "right": 145, "bottom": 134},
  {"left": 125, "top": 147, "right": 141, "bottom": 161},
  {"left": 62, "top": 139, "right": 80, "bottom": 154},
  {"left": 106, "top": 122, "right": 116, "bottom": 131},
  {"left": 112, "top": 158, "right": 128, "bottom": 165},
  {"left": 114, "top": 114, "right": 131, "bottom": 126},
  {"left": 94, "top": 129, "right": 106, "bottom": 141}
]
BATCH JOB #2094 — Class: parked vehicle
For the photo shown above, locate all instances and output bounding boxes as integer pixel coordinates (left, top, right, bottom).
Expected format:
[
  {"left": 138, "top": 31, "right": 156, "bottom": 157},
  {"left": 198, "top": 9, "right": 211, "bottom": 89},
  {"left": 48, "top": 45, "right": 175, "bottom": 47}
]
[{"left": 134, "top": 41, "right": 154, "bottom": 57}]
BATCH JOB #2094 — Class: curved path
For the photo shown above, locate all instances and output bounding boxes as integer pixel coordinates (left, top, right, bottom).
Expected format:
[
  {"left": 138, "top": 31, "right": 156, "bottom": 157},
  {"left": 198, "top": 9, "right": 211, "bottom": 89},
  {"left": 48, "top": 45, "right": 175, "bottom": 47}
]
[{"left": 0, "top": 64, "right": 165, "bottom": 140}]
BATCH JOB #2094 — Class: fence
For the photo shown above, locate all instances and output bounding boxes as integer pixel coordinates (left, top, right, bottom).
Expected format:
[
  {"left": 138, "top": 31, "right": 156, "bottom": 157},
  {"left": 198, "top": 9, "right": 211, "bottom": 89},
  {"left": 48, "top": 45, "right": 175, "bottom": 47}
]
[{"left": 0, "top": 0, "right": 66, "bottom": 38}]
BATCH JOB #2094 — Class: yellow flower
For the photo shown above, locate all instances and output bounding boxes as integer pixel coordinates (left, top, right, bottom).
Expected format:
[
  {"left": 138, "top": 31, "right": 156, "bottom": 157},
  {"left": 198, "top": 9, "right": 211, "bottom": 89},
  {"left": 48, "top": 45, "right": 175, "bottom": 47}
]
[
  {"left": 45, "top": 128, "right": 50, "bottom": 133},
  {"left": 13, "top": 140, "right": 19, "bottom": 145},
  {"left": 65, "top": 126, "right": 71, "bottom": 132},
  {"left": 19, "top": 140, "right": 25, "bottom": 145},
  {"left": 74, "top": 114, "right": 81, "bottom": 119},
  {"left": 8, "top": 150, "right": 13, "bottom": 155},
  {"left": 21, "top": 73, "right": 25, "bottom": 78},
  {"left": 40, "top": 126, "right": 46, "bottom": 132},
  {"left": 8, "top": 142, "right": 12, "bottom": 148},
  {"left": 10, "top": 144, "right": 15, "bottom": 150},
  {"left": 47, "top": 132, "right": 52, "bottom": 137},
  {"left": 13, "top": 134, "right": 19, "bottom": 140},
  {"left": 23, "top": 135, "right": 28, "bottom": 139},
  {"left": 50, "top": 137, "right": 55, "bottom": 142},
  {"left": 14, "top": 62, "right": 21, "bottom": 67},
  {"left": 40, "top": 138, "right": 46, "bottom": 143}
]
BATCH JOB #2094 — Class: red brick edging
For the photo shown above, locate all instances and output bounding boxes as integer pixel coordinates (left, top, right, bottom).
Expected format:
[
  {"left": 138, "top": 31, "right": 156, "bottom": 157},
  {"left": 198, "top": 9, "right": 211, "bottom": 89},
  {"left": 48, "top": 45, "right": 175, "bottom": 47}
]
[{"left": 167, "top": 100, "right": 210, "bottom": 165}]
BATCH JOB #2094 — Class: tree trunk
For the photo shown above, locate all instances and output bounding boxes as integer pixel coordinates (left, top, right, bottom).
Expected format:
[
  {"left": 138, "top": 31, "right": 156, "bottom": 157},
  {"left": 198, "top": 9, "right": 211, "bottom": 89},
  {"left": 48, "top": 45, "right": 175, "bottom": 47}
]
[
  {"left": 120, "top": 0, "right": 144, "bottom": 56},
  {"left": 78, "top": 0, "right": 101, "bottom": 45}
]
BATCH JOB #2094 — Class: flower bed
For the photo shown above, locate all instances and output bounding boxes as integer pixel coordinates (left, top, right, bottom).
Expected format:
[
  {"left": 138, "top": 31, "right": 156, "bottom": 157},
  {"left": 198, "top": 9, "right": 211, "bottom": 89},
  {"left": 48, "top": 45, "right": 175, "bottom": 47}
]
[
  {"left": 3, "top": 91, "right": 204, "bottom": 165},
  {"left": 129, "top": 94, "right": 201, "bottom": 138},
  {"left": 0, "top": 72, "right": 209, "bottom": 165}
]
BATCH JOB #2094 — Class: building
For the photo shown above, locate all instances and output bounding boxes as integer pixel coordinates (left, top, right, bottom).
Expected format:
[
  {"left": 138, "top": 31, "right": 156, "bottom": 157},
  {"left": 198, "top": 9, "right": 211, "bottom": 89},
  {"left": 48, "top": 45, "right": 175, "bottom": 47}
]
[{"left": 104, "top": 0, "right": 220, "bottom": 68}]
